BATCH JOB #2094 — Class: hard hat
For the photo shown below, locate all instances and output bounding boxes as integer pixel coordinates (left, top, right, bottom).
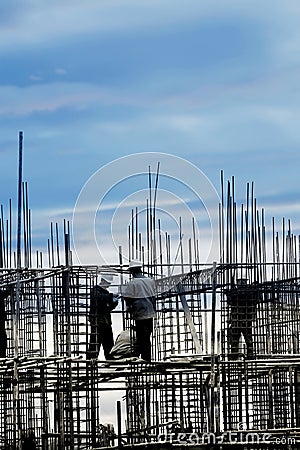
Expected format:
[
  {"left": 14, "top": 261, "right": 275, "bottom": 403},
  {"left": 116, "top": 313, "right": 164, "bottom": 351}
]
[
  {"left": 100, "top": 274, "right": 114, "bottom": 284},
  {"left": 128, "top": 259, "right": 143, "bottom": 269}
]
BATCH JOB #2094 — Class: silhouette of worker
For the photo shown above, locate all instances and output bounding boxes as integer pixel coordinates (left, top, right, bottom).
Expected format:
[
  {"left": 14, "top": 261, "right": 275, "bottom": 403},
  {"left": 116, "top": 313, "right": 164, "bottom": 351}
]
[
  {"left": 121, "top": 260, "right": 156, "bottom": 361},
  {"left": 226, "top": 278, "right": 261, "bottom": 359},
  {"left": 21, "top": 429, "right": 37, "bottom": 450},
  {"left": 87, "top": 275, "right": 118, "bottom": 360},
  {"left": 0, "top": 289, "right": 10, "bottom": 358}
]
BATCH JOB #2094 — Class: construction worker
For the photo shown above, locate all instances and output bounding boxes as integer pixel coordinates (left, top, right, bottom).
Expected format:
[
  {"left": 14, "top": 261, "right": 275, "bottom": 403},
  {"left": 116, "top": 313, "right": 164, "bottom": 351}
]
[
  {"left": 121, "top": 260, "right": 156, "bottom": 361},
  {"left": 87, "top": 274, "right": 118, "bottom": 360},
  {"left": 21, "top": 429, "right": 37, "bottom": 450},
  {"left": 226, "top": 278, "right": 261, "bottom": 359},
  {"left": 0, "top": 289, "right": 10, "bottom": 358},
  {"left": 109, "top": 329, "right": 139, "bottom": 360}
]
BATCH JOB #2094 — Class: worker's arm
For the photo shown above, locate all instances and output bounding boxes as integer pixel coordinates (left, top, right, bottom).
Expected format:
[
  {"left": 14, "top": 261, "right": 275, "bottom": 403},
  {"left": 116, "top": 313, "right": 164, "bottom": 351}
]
[
  {"left": 89, "top": 286, "right": 98, "bottom": 322},
  {"left": 108, "top": 293, "right": 119, "bottom": 311}
]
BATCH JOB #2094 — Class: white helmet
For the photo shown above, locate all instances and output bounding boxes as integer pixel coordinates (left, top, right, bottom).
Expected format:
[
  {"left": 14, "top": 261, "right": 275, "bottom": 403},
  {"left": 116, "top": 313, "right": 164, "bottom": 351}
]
[
  {"left": 100, "top": 274, "right": 114, "bottom": 284},
  {"left": 128, "top": 259, "right": 142, "bottom": 269}
]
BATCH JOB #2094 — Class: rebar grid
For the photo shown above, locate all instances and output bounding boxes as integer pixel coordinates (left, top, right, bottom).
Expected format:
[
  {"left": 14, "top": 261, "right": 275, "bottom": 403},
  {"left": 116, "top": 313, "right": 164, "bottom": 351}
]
[
  {"left": 0, "top": 263, "right": 299, "bottom": 449},
  {"left": 1, "top": 155, "right": 300, "bottom": 449}
]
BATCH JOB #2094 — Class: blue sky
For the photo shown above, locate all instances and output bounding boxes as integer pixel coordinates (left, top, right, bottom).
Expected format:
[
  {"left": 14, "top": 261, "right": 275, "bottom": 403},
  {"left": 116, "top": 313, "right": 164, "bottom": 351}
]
[{"left": 1, "top": 0, "right": 300, "bottom": 266}]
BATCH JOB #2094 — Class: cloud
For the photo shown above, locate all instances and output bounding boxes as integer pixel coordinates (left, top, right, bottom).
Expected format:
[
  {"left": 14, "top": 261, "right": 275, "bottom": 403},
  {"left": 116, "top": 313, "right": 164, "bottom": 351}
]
[
  {"left": 0, "top": 0, "right": 215, "bottom": 52},
  {"left": 1, "top": 0, "right": 300, "bottom": 57},
  {"left": 1, "top": 0, "right": 300, "bottom": 273},
  {"left": 26, "top": 177, "right": 221, "bottom": 267},
  {"left": 30, "top": 189, "right": 300, "bottom": 269},
  {"left": 55, "top": 68, "right": 67, "bottom": 76},
  {"left": 0, "top": 82, "right": 118, "bottom": 116},
  {"left": 29, "top": 74, "right": 43, "bottom": 82}
]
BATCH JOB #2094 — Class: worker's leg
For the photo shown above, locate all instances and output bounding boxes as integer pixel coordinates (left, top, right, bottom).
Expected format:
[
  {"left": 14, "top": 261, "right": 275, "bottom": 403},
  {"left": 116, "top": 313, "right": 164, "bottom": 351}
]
[
  {"left": 99, "top": 324, "right": 115, "bottom": 360},
  {"left": 243, "top": 321, "right": 254, "bottom": 358},
  {"left": 135, "top": 319, "right": 153, "bottom": 361},
  {"left": 0, "top": 329, "right": 7, "bottom": 358},
  {"left": 228, "top": 325, "right": 241, "bottom": 359}
]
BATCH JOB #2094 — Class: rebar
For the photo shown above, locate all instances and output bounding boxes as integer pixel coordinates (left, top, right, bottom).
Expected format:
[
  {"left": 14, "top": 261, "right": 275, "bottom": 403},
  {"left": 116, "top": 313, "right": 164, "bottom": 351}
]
[{"left": 1, "top": 141, "right": 300, "bottom": 448}]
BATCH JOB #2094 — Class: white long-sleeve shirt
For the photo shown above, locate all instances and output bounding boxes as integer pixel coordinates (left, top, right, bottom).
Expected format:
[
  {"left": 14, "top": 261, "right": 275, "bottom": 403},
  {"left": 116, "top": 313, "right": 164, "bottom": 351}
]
[{"left": 121, "top": 274, "right": 156, "bottom": 320}]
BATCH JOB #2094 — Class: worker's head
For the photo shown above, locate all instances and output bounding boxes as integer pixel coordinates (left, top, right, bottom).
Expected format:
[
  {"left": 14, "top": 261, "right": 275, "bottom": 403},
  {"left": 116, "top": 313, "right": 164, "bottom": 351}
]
[
  {"left": 128, "top": 259, "right": 142, "bottom": 275},
  {"left": 237, "top": 278, "right": 248, "bottom": 286},
  {"left": 99, "top": 274, "right": 114, "bottom": 288}
]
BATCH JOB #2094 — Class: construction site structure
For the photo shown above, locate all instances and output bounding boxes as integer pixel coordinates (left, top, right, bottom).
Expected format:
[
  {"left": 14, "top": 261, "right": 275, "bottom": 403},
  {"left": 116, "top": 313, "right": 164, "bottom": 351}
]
[{"left": 0, "top": 135, "right": 300, "bottom": 449}]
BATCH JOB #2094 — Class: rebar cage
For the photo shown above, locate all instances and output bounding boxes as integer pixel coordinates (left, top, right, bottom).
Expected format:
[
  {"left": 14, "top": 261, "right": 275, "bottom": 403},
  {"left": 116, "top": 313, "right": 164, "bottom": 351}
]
[
  {"left": 1, "top": 262, "right": 300, "bottom": 449},
  {"left": 1, "top": 163, "right": 300, "bottom": 449}
]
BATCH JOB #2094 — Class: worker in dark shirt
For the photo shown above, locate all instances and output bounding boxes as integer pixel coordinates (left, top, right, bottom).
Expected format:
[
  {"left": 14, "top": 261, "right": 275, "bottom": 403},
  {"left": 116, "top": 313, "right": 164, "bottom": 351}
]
[
  {"left": 87, "top": 275, "right": 118, "bottom": 360},
  {"left": 21, "top": 429, "right": 37, "bottom": 450},
  {"left": 226, "top": 279, "right": 261, "bottom": 359},
  {"left": 0, "top": 289, "right": 10, "bottom": 358}
]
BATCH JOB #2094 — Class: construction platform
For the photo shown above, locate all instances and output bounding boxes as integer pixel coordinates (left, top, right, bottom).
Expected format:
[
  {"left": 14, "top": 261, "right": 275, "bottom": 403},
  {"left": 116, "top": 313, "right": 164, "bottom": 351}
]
[
  {"left": 0, "top": 144, "right": 300, "bottom": 449},
  {"left": 0, "top": 263, "right": 300, "bottom": 449}
]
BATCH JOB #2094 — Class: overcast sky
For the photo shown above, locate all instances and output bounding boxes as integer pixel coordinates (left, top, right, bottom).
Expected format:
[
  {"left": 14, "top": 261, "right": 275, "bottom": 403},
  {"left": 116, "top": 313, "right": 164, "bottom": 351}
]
[{"left": 1, "top": 0, "right": 300, "bottom": 266}]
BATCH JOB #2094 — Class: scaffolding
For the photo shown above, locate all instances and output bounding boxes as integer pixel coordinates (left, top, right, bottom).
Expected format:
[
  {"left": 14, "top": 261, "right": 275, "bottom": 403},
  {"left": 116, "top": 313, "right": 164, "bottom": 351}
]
[
  {"left": 1, "top": 263, "right": 300, "bottom": 449},
  {"left": 0, "top": 147, "right": 300, "bottom": 448}
]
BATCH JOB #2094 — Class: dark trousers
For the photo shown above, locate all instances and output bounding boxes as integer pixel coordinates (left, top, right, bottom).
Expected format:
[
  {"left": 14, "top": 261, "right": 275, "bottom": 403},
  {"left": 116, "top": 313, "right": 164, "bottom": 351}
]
[
  {"left": 0, "top": 329, "right": 7, "bottom": 358},
  {"left": 87, "top": 322, "right": 114, "bottom": 360},
  {"left": 135, "top": 318, "right": 153, "bottom": 361},
  {"left": 228, "top": 321, "right": 254, "bottom": 358}
]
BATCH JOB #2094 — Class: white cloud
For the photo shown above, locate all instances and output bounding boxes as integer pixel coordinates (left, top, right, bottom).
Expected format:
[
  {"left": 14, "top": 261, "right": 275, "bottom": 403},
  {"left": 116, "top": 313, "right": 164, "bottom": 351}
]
[
  {"left": 55, "top": 68, "right": 67, "bottom": 75},
  {"left": 161, "top": 114, "right": 210, "bottom": 133},
  {"left": 0, "top": 83, "right": 118, "bottom": 116},
  {"left": 260, "top": 199, "right": 300, "bottom": 224},
  {"left": 1, "top": 0, "right": 300, "bottom": 56},
  {"left": 28, "top": 183, "right": 221, "bottom": 267},
  {"left": 1, "top": 0, "right": 300, "bottom": 273},
  {"left": 29, "top": 74, "right": 43, "bottom": 82}
]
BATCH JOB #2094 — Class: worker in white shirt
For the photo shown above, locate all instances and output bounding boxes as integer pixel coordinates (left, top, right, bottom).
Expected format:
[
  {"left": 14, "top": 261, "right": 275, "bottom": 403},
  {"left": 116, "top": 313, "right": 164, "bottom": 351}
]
[{"left": 121, "top": 260, "right": 156, "bottom": 361}]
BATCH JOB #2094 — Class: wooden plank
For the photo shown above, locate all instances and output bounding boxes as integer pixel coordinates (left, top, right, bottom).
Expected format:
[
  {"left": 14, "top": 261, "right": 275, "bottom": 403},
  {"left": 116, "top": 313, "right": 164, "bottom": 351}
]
[{"left": 176, "top": 282, "right": 202, "bottom": 354}]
